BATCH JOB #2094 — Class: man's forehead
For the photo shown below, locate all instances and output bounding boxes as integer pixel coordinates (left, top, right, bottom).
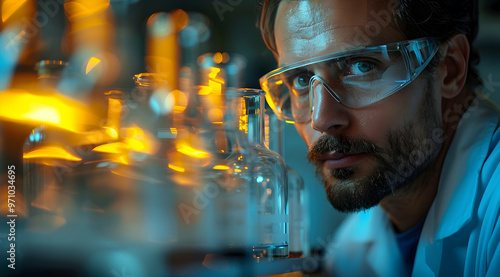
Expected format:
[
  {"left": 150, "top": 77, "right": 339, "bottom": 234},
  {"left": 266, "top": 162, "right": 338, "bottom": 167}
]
[
  {"left": 283, "top": 0, "right": 369, "bottom": 30},
  {"left": 275, "top": 0, "right": 402, "bottom": 65}
]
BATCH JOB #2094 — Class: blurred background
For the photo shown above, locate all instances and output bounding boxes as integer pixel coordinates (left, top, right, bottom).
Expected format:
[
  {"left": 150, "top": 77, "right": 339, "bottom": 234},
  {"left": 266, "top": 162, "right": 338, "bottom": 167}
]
[{"left": 0, "top": 0, "right": 499, "bottom": 275}]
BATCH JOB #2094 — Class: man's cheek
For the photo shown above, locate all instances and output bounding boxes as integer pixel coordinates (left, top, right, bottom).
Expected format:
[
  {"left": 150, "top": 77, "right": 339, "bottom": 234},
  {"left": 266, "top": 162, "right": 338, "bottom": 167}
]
[{"left": 295, "top": 122, "right": 321, "bottom": 147}]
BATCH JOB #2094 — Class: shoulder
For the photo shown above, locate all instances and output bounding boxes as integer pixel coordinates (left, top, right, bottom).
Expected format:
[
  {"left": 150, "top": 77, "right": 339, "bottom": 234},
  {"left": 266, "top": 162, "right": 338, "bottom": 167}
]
[{"left": 479, "top": 100, "right": 500, "bottom": 184}]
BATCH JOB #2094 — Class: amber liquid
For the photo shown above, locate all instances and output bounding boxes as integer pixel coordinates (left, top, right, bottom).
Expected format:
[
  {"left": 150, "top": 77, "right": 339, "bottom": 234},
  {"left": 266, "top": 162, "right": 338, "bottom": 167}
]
[{"left": 289, "top": 251, "right": 304, "bottom": 258}]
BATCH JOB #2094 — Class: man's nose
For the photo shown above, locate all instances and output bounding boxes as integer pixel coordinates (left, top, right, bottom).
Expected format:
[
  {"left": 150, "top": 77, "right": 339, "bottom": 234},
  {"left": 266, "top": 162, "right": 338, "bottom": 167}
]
[{"left": 310, "top": 79, "right": 351, "bottom": 134}]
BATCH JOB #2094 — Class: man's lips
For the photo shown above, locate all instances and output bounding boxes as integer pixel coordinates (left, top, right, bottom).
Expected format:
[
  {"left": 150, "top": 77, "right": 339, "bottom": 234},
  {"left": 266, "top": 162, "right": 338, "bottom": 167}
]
[{"left": 318, "top": 151, "right": 368, "bottom": 170}]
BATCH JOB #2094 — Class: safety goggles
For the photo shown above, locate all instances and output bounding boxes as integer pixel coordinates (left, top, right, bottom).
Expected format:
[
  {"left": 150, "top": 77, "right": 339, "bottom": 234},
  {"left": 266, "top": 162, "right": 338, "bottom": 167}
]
[{"left": 260, "top": 37, "right": 440, "bottom": 123}]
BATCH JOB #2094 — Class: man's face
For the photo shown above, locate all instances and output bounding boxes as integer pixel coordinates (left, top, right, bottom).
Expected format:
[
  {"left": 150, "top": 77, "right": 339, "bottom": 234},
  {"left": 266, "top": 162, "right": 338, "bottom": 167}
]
[{"left": 274, "top": 0, "right": 445, "bottom": 212}]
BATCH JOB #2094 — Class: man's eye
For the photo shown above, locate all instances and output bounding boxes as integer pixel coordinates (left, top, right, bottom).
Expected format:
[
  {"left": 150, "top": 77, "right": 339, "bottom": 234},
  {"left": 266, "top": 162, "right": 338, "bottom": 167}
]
[
  {"left": 349, "top": 61, "right": 376, "bottom": 75},
  {"left": 292, "top": 75, "right": 311, "bottom": 90}
]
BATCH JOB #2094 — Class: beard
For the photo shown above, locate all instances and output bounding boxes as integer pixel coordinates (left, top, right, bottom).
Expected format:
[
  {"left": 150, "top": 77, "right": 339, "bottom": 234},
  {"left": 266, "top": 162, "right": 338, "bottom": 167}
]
[{"left": 307, "top": 83, "right": 443, "bottom": 213}]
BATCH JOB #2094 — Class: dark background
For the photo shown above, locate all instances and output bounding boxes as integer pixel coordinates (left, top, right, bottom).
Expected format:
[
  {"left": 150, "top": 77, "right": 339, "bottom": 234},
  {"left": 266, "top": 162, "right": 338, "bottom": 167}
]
[{"left": 2, "top": 0, "right": 500, "bottom": 251}]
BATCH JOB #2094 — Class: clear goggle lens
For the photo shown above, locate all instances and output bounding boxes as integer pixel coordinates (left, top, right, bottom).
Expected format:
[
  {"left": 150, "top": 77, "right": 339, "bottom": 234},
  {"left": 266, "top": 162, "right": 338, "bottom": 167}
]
[{"left": 260, "top": 37, "right": 439, "bottom": 123}]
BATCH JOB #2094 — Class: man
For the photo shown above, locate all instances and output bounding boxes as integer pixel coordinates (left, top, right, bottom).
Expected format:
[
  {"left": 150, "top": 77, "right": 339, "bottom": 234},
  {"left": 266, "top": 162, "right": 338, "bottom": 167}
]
[{"left": 258, "top": 0, "right": 500, "bottom": 276}]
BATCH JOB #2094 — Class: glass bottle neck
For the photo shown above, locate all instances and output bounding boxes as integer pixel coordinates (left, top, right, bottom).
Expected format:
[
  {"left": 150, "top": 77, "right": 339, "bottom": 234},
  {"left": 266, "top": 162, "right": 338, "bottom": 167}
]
[
  {"left": 238, "top": 90, "right": 265, "bottom": 147},
  {"left": 245, "top": 109, "right": 264, "bottom": 146}
]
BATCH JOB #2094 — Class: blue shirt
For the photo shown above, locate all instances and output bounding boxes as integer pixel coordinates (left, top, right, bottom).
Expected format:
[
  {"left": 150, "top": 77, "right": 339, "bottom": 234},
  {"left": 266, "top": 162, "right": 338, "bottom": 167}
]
[{"left": 395, "top": 219, "right": 425, "bottom": 270}]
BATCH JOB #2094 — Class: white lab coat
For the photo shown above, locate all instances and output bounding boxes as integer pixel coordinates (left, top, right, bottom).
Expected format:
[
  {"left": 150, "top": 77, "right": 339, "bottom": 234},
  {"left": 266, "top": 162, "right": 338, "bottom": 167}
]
[{"left": 325, "top": 96, "right": 500, "bottom": 277}]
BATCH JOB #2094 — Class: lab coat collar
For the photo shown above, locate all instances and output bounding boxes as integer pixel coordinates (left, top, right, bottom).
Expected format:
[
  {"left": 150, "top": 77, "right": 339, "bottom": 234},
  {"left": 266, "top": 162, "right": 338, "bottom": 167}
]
[
  {"left": 427, "top": 97, "right": 500, "bottom": 242},
  {"left": 337, "top": 206, "right": 409, "bottom": 277}
]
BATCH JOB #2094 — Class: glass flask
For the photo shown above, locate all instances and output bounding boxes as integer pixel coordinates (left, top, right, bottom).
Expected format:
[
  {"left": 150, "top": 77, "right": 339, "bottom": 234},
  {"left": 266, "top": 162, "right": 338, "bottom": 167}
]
[
  {"left": 22, "top": 89, "right": 128, "bottom": 235},
  {"left": 228, "top": 88, "right": 289, "bottom": 260},
  {"left": 22, "top": 79, "right": 174, "bottom": 276},
  {"left": 265, "top": 103, "right": 310, "bottom": 258},
  {"left": 170, "top": 87, "right": 254, "bottom": 254}
]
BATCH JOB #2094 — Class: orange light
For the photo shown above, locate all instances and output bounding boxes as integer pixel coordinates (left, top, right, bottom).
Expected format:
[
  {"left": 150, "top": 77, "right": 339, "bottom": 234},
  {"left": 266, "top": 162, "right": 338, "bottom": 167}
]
[
  {"left": 207, "top": 67, "right": 225, "bottom": 95},
  {"left": 171, "top": 90, "right": 188, "bottom": 113},
  {"left": 170, "top": 9, "right": 188, "bottom": 32},
  {"left": 146, "top": 11, "right": 179, "bottom": 88},
  {"left": 2, "top": 0, "right": 27, "bottom": 22},
  {"left": 85, "top": 57, "right": 101, "bottom": 74},
  {"left": 222, "top": 53, "right": 230, "bottom": 64},
  {"left": 208, "top": 108, "right": 223, "bottom": 123},
  {"left": 122, "top": 126, "right": 159, "bottom": 155},
  {"left": 198, "top": 85, "right": 212, "bottom": 95},
  {"left": 177, "top": 143, "right": 210, "bottom": 158},
  {"left": 64, "top": 0, "right": 110, "bottom": 21},
  {"left": 168, "top": 163, "right": 185, "bottom": 172},
  {"left": 23, "top": 146, "right": 82, "bottom": 161},
  {"left": 0, "top": 89, "right": 97, "bottom": 133},
  {"left": 208, "top": 80, "right": 222, "bottom": 95},
  {"left": 213, "top": 165, "right": 230, "bottom": 170},
  {"left": 213, "top": 52, "right": 223, "bottom": 64},
  {"left": 92, "top": 142, "right": 127, "bottom": 154},
  {"left": 208, "top": 67, "right": 221, "bottom": 80}
]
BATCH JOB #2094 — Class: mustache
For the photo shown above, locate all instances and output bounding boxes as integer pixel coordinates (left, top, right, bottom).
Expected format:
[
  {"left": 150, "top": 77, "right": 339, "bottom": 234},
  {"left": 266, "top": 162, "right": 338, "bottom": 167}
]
[{"left": 307, "top": 135, "right": 381, "bottom": 162}]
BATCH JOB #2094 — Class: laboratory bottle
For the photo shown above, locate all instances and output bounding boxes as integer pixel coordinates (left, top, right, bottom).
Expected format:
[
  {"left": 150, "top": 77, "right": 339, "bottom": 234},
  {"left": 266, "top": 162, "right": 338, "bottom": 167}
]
[
  {"left": 265, "top": 106, "right": 310, "bottom": 258},
  {"left": 228, "top": 88, "right": 289, "bottom": 260},
  {"left": 170, "top": 87, "right": 256, "bottom": 255}
]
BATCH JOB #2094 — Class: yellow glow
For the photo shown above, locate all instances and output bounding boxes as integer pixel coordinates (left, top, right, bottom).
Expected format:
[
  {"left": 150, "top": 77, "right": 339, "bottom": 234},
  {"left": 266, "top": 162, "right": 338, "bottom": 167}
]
[
  {"left": 24, "top": 107, "right": 60, "bottom": 125},
  {"left": 2, "top": 0, "right": 27, "bottom": 22},
  {"left": 146, "top": 11, "right": 179, "bottom": 89},
  {"left": 170, "top": 128, "right": 178, "bottom": 135},
  {"left": 285, "top": 120, "right": 295, "bottom": 124},
  {"left": 168, "top": 163, "right": 185, "bottom": 172},
  {"left": 239, "top": 115, "right": 248, "bottom": 133},
  {"left": 275, "top": 80, "right": 283, "bottom": 85},
  {"left": 64, "top": 0, "right": 110, "bottom": 21},
  {"left": 265, "top": 114, "right": 270, "bottom": 148},
  {"left": 177, "top": 144, "right": 210, "bottom": 158},
  {"left": 208, "top": 80, "right": 222, "bottom": 95},
  {"left": 208, "top": 67, "right": 221, "bottom": 80},
  {"left": 213, "top": 52, "right": 223, "bottom": 64},
  {"left": 234, "top": 169, "right": 241, "bottom": 173},
  {"left": 122, "top": 126, "right": 159, "bottom": 155},
  {"left": 85, "top": 57, "right": 101, "bottom": 74},
  {"left": 0, "top": 89, "right": 96, "bottom": 133},
  {"left": 104, "top": 127, "right": 118, "bottom": 138},
  {"left": 213, "top": 165, "right": 230, "bottom": 170},
  {"left": 92, "top": 142, "right": 127, "bottom": 154},
  {"left": 198, "top": 85, "right": 212, "bottom": 95},
  {"left": 172, "top": 90, "right": 187, "bottom": 113},
  {"left": 124, "top": 138, "right": 145, "bottom": 152},
  {"left": 207, "top": 67, "right": 225, "bottom": 95},
  {"left": 103, "top": 96, "right": 121, "bottom": 137},
  {"left": 23, "top": 146, "right": 82, "bottom": 161},
  {"left": 208, "top": 108, "right": 223, "bottom": 123},
  {"left": 117, "top": 155, "right": 129, "bottom": 164}
]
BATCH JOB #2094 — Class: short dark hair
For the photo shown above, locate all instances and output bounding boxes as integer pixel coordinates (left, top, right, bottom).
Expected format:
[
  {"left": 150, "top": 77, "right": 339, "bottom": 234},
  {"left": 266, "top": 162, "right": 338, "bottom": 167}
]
[{"left": 256, "top": 0, "right": 482, "bottom": 91}]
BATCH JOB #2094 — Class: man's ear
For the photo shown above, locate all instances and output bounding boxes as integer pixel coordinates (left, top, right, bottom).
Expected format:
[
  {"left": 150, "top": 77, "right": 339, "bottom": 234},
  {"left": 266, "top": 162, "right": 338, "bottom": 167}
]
[{"left": 437, "top": 34, "right": 470, "bottom": 99}]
